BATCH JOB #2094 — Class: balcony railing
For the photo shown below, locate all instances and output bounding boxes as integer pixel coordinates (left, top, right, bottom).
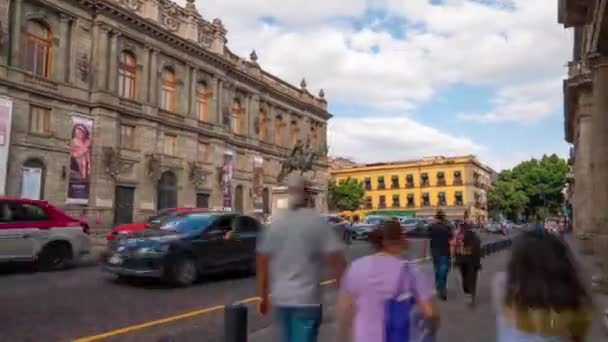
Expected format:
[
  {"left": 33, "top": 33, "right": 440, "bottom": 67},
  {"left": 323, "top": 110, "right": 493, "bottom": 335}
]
[
  {"left": 391, "top": 183, "right": 400, "bottom": 189},
  {"left": 407, "top": 203, "right": 415, "bottom": 208},
  {"left": 421, "top": 181, "right": 430, "bottom": 187},
  {"left": 454, "top": 201, "right": 463, "bottom": 206},
  {"left": 406, "top": 183, "right": 414, "bottom": 189},
  {"left": 379, "top": 203, "right": 387, "bottom": 209},
  {"left": 392, "top": 203, "right": 400, "bottom": 208},
  {"left": 377, "top": 184, "right": 386, "bottom": 190},
  {"left": 437, "top": 179, "right": 446, "bottom": 186},
  {"left": 422, "top": 202, "right": 430, "bottom": 207},
  {"left": 453, "top": 179, "right": 463, "bottom": 186}
]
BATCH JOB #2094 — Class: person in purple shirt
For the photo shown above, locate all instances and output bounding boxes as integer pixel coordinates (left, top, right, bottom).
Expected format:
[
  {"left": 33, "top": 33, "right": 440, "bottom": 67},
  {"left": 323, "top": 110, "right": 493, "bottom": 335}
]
[{"left": 336, "top": 221, "right": 439, "bottom": 342}]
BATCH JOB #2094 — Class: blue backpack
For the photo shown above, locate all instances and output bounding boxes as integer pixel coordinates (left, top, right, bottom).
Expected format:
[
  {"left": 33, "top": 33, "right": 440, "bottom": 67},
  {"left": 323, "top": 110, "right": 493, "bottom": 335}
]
[{"left": 384, "top": 263, "right": 435, "bottom": 342}]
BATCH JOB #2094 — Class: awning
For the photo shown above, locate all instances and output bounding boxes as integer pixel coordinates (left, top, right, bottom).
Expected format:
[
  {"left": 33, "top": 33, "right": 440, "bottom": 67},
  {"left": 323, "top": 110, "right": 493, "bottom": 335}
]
[
  {"left": 392, "top": 194, "right": 399, "bottom": 199},
  {"left": 437, "top": 172, "right": 445, "bottom": 177},
  {"left": 422, "top": 192, "right": 429, "bottom": 197},
  {"left": 454, "top": 171, "right": 461, "bottom": 176},
  {"left": 438, "top": 192, "right": 446, "bottom": 197},
  {"left": 407, "top": 193, "right": 414, "bottom": 199},
  {"left": 406, "top": 174, "right": 414, "bottom": 180},
  {"left": 391, "top": 175, "right": 399, "bottom": 180},
  {"left": 421, "top": 173, "right": 428, "bottom": 178},
  {"left": 455, "top": 191, "right": 463, "bottom": 196}
]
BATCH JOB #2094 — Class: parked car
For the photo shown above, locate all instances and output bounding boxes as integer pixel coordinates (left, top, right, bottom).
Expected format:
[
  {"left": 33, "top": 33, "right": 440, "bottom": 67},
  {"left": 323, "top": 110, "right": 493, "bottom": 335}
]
[
  {"left": 102, "top": 212, "right": 260, "bottom": 286},
  {"left": 0, "top": 197, "right": 91, "bottom": 270},
  {"left": 403, "top": 218, "right": 431, "bottom": 237},
  {"left": 323, "top": 214, "right": 353, "bottom": 244},
  {"left": 106, "top": 208, "right": 214, "bottom": 241},
  {"left": 352, "top": 215, "right": 385, "bottom": 240}
]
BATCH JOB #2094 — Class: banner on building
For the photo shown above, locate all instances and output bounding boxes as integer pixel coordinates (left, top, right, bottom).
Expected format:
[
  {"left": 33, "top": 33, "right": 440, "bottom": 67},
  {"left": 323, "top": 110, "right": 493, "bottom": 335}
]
[
  {"left": 222, "top": 150, "right": 234, "bottom": 210},
  {"left": 253, "top": 157, "right": 264, "bottom": 212},
  {"left": 0, "top": 97, "right": 13, "bottom": 195},
  {"left": 21, "top": 167, "right": 42, "bottom": 200},
  {"left": 67, "top": 115, "right": 94, "bottom": 205}
]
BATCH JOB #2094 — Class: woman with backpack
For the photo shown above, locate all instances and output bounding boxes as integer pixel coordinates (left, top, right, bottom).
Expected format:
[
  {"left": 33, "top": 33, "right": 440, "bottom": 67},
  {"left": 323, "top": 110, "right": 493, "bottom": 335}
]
[
  {"left": 451, "top": 220, "right": 482, "bottom": 307},
  {"left": 336, "top": 220, "right": 439, "bottom": 342},
  {"left": 493, "top": 230, "right": 593, "bottom": 342}
]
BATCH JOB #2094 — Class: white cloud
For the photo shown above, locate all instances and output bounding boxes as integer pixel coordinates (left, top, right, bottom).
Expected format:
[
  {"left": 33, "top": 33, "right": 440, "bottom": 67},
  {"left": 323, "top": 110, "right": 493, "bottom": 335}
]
[
  {"left": 458, "top": 78, "right": 563, "bottom": 123},
  {"left": 175, "top": 0, "right": 570, "bottom": 167},
  {"left": 328, "top": 116, "right": 483, "bottom": 163}
]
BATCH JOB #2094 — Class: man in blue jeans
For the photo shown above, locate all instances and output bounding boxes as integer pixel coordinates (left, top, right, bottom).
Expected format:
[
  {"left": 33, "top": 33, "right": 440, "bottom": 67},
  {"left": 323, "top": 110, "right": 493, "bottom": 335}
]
[
  {"left": 428, "top": 210, "right": 453, "bottom": 301},
  {"left": 256, "top": 175, "right": 347, "bottom": 342}
]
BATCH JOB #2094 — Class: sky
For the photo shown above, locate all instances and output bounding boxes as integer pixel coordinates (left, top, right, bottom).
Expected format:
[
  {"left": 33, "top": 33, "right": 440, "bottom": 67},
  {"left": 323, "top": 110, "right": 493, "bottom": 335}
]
[{"left": 182, "top": 0, "right": 573, "bottom": 171}]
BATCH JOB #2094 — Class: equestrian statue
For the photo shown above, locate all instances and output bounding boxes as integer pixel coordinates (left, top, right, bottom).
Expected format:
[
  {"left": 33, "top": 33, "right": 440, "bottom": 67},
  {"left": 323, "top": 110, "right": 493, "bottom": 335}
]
[{"left": 277, "top": 138, "right": 318, "bottom": 183}]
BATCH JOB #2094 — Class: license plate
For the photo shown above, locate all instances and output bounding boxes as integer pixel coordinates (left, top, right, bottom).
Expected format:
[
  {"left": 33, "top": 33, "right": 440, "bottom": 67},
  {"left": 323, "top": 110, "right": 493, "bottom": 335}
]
[{"left": 108, "top": 255, "right": 123, "bottom": 265}]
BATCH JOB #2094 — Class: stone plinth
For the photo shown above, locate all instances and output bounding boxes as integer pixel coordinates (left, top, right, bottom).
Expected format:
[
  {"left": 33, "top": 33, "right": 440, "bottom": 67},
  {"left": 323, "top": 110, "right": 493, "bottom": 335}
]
[{"left": 271, "top": 185, "right": 322, "bottom": 212}]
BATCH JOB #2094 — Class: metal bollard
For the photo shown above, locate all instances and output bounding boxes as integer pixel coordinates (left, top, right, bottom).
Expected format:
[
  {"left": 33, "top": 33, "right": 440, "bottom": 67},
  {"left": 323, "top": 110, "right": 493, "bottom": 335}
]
[{"left": 225, "top": 304, "right": 248, "bottom": 342}]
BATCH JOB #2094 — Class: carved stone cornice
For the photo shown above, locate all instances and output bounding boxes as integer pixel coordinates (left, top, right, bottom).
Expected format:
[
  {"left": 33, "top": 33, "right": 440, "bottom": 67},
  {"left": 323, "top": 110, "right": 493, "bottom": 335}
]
[
  {"left": 188, "top": 161, "right": 211, "bottom": 188},
  {"left": 103, "top": 147, "right": 137, "bottom": 181}
]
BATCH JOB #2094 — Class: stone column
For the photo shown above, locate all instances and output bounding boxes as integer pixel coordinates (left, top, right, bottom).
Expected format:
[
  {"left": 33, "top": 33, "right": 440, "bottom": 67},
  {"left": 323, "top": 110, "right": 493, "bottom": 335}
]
[
  {"left": 57, "top": 15, "right": 73, "bottom": 83},
  {"left": 107, "top": 31, "right": 119, "bottom": 93},
  {"left": 216, "top": 79, "right": 224, "bottom": 125},
  {"left": 91, "top": 23, "right": 110, "bottom": 90},
  {"left": 267, "top": 103, "right": 276, "bottom": 144},
  {"left": 574, "top": 91, "right": 594, "bottom": 254},
  {"left": 9, "top": 0, "right": 23, "bottom": 67},
  {"left": 148, "top": 49, "right": 158, "bottom": 105},
  {"left": 139, "top": 46, "right": 150, "bottom": 102},
  {"left": 590, "top": 56, "right": 608, "bottom": 293},
  {"left": 188, "top": 66, "right": 197, "bottom": 117}
]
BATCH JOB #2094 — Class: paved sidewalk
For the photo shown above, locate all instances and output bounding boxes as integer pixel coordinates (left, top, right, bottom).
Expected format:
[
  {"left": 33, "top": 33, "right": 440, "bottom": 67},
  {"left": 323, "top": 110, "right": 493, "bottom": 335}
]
[{"left": 249, "top": 250, "right": 509, "bottom": 342}]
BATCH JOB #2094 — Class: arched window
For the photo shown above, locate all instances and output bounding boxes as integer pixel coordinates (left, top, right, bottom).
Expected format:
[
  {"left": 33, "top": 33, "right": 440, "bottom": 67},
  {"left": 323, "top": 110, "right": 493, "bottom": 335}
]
[
  {"left": 196, "top": 82, "right": 209, "bottom": 122},
  {"left": 118, "top": 52, "right": 136, "bottom": 99},
  {"left": 231, "top": 99, "right": 243, "bottom": 135},
  {"left": 160, "top": 67, "right": 177, "bottom": 112},
  {"left": 24, "top": 20, "right": 52, "bottom": 78},
  {"left": 21, "top": 159, "right": 45, "bottom": 200},
  {"left": 259, "top": 110, "right": 268, "bottom": 142}
]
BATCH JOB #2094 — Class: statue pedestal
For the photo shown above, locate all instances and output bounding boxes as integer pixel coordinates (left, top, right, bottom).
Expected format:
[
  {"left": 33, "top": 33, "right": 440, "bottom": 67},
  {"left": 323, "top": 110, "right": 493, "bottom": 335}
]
[{"left": 271, "top": 185, "right": 322, "bottom": 212}]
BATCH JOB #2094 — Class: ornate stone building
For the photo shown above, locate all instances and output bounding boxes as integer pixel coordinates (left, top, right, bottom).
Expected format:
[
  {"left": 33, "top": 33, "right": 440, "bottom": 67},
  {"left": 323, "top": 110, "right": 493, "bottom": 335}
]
[
  {"left": 0, "top": 0, "right": 331, "bottom": 231},
  {"left": 559, "top": 0, "right": 608, "bottom": 291}
]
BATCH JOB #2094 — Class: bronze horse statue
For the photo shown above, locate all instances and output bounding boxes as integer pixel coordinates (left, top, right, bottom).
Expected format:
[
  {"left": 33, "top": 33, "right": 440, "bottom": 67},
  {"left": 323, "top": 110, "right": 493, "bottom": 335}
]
[{"left": 277, "top": 139, "right": 317, "bottom": 183}]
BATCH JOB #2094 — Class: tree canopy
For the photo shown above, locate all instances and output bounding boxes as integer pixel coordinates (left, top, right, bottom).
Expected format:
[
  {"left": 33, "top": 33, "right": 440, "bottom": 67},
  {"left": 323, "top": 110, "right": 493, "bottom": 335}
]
[
  {"left": 488, "top": 154, "right": 568, "bottom": 220},
  {"left": 327, "top": 178, "right": 365, "bottom": 212}
]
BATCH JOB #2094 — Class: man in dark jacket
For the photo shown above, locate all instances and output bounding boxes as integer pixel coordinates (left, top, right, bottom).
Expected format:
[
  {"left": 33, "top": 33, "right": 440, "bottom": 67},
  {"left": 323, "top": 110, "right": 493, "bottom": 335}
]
[{"left": 428, "top": 210, "right": 453, "bottom": 300}]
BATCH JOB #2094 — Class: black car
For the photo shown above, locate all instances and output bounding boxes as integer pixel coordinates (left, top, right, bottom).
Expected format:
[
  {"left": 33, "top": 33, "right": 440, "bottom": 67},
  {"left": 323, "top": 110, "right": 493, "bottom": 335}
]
[{"left": 102, "top": 212, "right": 260, "bottom": 286}]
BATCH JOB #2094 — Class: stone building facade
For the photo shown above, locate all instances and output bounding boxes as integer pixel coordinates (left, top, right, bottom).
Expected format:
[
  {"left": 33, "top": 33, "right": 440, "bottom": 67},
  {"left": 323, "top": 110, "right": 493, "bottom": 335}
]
[
  {"left": 559, "top": 0, "right": 608, "bottom": 291},
  {"left": 0, "top": 0, "right": 331, "bottom": 233}
]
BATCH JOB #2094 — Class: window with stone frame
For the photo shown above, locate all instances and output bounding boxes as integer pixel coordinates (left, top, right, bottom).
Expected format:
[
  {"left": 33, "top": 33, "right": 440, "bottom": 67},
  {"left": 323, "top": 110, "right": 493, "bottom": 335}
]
[
  {"left": 407, "top": 193, "right": 415, "bottom": 207},
  {"left": 453, "top": 170, "right": 463, "bottom": 185},
  {"left": 274, "top": 117, "right": 284, "bottom": 146},
  {"left": 392, "top": 194, "right": 400, "bottom": 208},
  {"left": 438, "top": 192, "right": 446, "bottom": 206},
  {"left": 406, "top": 174, "right": 414, "bottom": 188},
  {"left": 454, "top": 191, "right": 463, "bottom": 206},
  {"left": 364, "top": 196, "right": 372, "bottom": 209},
  {"left": 29, "top": 105, "right": 51, "bottom": 135},
  {"left": 473, "top": 171, "right": 481, "bottom": 187},
  {"left": 198, "top": 141, "right": 210, "bottom": 163},
  {"left": 421, "top": 173, "right": 430, "bottom": 187},
  {"left": 24, "top": 20, "right": 52, "bottom": 78},
  {"left": 196, "top": 82, "right": 210, "bottom": 122},
  {"left": 120, "top": 124, "right": 136, "bottom": 150},
  {"left": 391, "top": 175, "right": 400, "bottom": 189},
  {"left": 160, "top": 67, "right": 177, "bottom": 112},
  {"left": 163, "top": 134, "right": 177, "bottom": 156},
  {"left": 290, "top": 121, "right": 300, "bottom": 147},
  {"left": 422, "top": 192, "right": 430, "bottom": 207},
  {"left": 309, "top": 125, "right": 318, "bottom": 148},
  {"left": 237, "top": 153, "right": 248, "bottom": 171},
  {"left": 379, "top": 195, "right": 387, "bottom": 209},
  {"left": 118, "top": 51, "right": 137, "bottom": 99},
  {"left": 436, "top": 171, "right": 446, "bottom": 186},
  {"left": 364, "top": 177, "right": 372, "bottom": 191},
  {"left": 259, "top": 110, "right": 268, "bottom": 142},
  {"left": 231, "top": 99, "right": 245, "bottom": 135},
  {"left": 474, "top": 192, "right": 481, "bottom": 208},
  {"left": 377, "top": 176, "right": 386, "bottom": 190}
]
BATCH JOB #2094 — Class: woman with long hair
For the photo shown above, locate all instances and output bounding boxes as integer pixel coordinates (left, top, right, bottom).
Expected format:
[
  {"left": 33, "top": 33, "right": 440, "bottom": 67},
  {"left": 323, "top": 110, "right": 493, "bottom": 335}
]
[
  {"left": 70, "top": 124, "right": 91, "bottom": 180},
  {"left": 493, "top": 230, "right": 593, "bottom": 341},
  {"left": 336, "top": 221, "right": 439, "bottom": 342}
]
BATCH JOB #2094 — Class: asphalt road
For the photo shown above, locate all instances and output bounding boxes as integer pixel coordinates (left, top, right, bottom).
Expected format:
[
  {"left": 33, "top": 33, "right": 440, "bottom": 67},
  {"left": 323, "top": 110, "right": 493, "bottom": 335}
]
[{"left": 0, "top": 233, "right": 508, "bottom": 342}]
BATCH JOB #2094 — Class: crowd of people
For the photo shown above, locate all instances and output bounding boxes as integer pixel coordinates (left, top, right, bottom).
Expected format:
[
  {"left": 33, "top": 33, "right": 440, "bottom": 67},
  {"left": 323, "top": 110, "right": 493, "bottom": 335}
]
[{"left": 255, "top": 175, "right": 594, "bottom": 342}]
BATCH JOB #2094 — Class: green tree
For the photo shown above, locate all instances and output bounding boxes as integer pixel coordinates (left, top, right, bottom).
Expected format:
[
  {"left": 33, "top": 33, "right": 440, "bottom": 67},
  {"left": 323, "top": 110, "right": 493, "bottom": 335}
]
[
  {"left": 327, "top": 178, "right": 365, "bottom": 212},
  {"left": 488, "top": 154, "right": 568, "bottom": 220}
]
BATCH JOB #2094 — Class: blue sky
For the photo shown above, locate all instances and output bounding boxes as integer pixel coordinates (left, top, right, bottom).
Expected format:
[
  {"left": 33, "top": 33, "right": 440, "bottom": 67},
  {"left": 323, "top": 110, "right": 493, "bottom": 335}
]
[{"left": 191, "top": 0, "right": 571, "bottom": 170}]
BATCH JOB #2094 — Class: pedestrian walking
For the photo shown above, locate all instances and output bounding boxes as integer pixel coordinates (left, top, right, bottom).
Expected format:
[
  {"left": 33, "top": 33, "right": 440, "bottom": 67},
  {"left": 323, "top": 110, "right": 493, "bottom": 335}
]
[
  {"left": 492, "top": 230, "right": 593, "bottom": 342},
  {"left": 451, "top": 220, "right": 482, "bottom": 307},
  {"left": 428, "top": 210, "right": 453, "bottom": 300},
  {"left": 336, "top": 221, "right": 439, "bottom": 342},
  {"left": 256, "top": 175, "right": 347, "bottom": 342}
]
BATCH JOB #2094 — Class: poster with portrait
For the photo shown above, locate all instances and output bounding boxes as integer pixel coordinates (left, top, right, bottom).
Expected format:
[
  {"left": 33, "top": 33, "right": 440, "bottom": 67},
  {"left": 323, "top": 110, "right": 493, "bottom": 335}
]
[
  {"left": 67, "top": 115, "right": 94, "bottom": 205},
  {"left": 253, "top": 157, "right": 264, "bottom": 212},
  {"left": 21, "top": 167, "right": 42, "bottom": 200},
  {"left": 0, "top": 97, "right": 13, "bottom": 195},
  {"left": 222, "top": 150, "right": 234, "bottom": 210}
]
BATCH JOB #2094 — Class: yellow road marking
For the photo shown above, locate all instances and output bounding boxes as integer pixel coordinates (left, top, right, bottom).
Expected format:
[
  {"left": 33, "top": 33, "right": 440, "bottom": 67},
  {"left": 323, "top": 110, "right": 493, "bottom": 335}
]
[{"left": 74, "top": 252, "right": 429, "bottom": 341}]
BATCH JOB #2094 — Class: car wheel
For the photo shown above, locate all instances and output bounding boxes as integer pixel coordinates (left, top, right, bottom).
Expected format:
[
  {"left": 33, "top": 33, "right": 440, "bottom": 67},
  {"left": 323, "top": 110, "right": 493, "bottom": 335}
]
[
  {"left": 37, "top": 242, "right": 72, "bottom": 271},
  {"left": 170, "top": 257, "right": 198, "bottom": 287}
]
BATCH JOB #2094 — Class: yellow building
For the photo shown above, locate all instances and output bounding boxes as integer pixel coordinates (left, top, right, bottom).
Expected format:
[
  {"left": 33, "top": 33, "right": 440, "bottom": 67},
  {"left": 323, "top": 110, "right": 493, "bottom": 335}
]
[{"left": 331, "top": 155, "right": 493, "bottom": 222}]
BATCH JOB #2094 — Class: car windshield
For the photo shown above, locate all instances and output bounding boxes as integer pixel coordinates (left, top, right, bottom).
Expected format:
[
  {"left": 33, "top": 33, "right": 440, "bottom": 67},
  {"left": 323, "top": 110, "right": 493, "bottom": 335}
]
[
  {"left": 363, "top": 216, "right": 382, "bottom": 224},
  {"left": 148, "top": 210, "right": 176, "bottom": 224},
  {"left": 159, "top": 214, "right": 216, "bottom": 234}
]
